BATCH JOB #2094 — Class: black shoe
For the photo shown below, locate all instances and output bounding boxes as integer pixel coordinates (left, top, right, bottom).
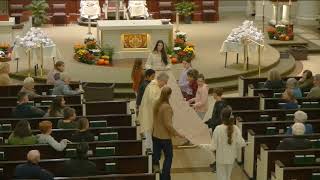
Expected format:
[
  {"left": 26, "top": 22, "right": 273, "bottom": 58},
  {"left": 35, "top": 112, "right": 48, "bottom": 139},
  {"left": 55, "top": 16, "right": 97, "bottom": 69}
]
[{"left": 210, "top": 162, "right": 216, "bottom": 172}]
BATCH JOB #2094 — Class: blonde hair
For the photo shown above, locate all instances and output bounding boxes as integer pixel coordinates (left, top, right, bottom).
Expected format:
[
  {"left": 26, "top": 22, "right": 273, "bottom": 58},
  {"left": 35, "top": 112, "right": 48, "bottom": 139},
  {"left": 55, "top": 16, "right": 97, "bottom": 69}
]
[
  {"left": 23, "top": 77, "right": 35, "bottom": 85},
  {"left": 0, "top": 63, "right": 9, "bottom": 74},
  {"left": 268, "top": 70, "right": 281, "bottom": 81},
  {"left": 286, "top": 78, "right": 297, "bottom": 89}
]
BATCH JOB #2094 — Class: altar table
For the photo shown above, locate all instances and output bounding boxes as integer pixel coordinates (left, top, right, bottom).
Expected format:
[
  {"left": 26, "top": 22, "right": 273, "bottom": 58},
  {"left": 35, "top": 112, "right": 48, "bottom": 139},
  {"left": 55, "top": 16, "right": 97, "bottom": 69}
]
[{"left": 97, "top": 20, "right": 173, "bottom": 60}]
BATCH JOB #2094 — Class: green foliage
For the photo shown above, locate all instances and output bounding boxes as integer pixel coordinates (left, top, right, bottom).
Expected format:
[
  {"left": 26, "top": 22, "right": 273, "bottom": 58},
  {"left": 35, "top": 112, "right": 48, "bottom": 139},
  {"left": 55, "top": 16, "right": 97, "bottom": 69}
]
[
  {"left": 166, "top": 45, "right": 173, "bottom": 55},
  {"left": 175, "top": 1, "right": 196, "bottom": 16},
  {"left": 26, "top": 0, "right": 49, "bottom": 27},
  {"left": 101, "top": 45, "right": 114, "bottom": 62}
]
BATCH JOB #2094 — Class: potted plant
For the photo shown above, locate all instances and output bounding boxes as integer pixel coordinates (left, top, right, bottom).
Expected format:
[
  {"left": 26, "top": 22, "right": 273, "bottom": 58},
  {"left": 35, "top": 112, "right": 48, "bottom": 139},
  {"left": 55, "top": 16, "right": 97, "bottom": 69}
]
[
  {"left": 26, "top": 0, "right": 49, "bottom": 27},
  {"left": 175, "top": 1, "right": 196, "bottom": 24}
]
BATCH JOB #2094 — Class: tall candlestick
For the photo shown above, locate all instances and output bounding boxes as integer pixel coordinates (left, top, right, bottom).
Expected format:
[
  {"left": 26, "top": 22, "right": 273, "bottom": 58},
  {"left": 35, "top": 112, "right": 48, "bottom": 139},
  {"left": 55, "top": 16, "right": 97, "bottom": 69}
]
[
  {"left": 289, "top": 0, "right": 292, "bottom": 5},
  {"left": 262, "top": 0, "right": 265, "bottom": 6},
  {"left": 176, "top": 12, "right": 180, "bottom": 32}
]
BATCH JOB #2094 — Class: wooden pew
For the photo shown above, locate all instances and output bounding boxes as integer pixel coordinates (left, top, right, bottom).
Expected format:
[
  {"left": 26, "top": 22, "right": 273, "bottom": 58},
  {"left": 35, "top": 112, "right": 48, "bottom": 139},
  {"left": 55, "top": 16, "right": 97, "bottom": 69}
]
[
  {"left": 0, "top": 114, "right": 132, "bottom": 129},
  {"left": 0, "top": 140, "right": 142, "bottom": 161},
  {"left": 0, "top": 155, "right": 150, "bottom": 179},
  {"left": 248, "top": 87, "right": 285, "bottom": 98},
  {"left": 273, "top": 160, "right": 320, "bottom": 180},
  {"left": 223, "top": 96, "right": 260, "bottom": 110},
  {"left": 244, "top": 130, "right": 320, "bottom": 179},
  {"left": 263, "top": 97, "right": 320, "bottom": 110},
  {"left": 239, "top": 119, "right": 320, "bottom": 140},
  {"left": 0, "top": 126, "right": 137, "bottom": 142},
  {"left": 0, "top": 104, "right": 83, "bottom": 118},
  {"left": 0, "top": 95, "right": 82, "bottom": 107},
  {"left": 0, "top": 83, "right": 80, "bottom": 97},
  {"left": 233, "top": 108, "right": 320, "bottom": 123},
  {"left": 54, "top": 173, "right": 156, "bottom": 180},
  {"left": 257, "top": 145, "right": 320, "bottom": 180},
  {"left": 85, "top": 100, "right": 129, "bottom": 115},
  {"left": 238, "top": 76, "right": 301, "bottom": 97}
]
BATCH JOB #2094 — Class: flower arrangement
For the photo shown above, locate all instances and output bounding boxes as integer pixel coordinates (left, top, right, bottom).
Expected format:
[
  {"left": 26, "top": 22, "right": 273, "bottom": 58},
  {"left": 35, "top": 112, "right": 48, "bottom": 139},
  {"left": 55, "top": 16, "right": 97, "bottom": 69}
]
[
  {"left": 267, "top": 24, "right": 294, "bottom": 41},
  {"left": 73, "top": 35, "right": 113, "bottom": 66},
  {"left": 0, "top": 43, "right": 11, "bottom": 62},
  {"left": 169, "top": 32, "right": 195, "bottom": 64},
  {"left": 16, "top": 27, "right": 54, "bottom": 48}
]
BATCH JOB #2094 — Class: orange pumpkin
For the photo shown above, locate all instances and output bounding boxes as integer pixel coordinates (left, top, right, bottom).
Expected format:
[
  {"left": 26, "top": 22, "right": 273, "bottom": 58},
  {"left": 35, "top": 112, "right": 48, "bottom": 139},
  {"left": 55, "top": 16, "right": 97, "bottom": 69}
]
[
  {"left": 97, "top": 59, "right": 105, "bottom": 65},
  {"left": 104, "top": 60, "right": 110, "bottom": 65},
  {"left": 171, "top": 57, "right": 177, "bottom": 64}
]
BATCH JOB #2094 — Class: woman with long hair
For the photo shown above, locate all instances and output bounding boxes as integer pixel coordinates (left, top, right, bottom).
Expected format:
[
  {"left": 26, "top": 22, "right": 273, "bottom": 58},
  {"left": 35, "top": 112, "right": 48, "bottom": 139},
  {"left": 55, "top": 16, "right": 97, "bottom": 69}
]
[
  {"left": 8, "top": 120, "right": 37, "bottom": 145},
  {"left": 152, "top": 86, "right": 182, "bottom": 180},
  {"left": 131, "top": 58, "right": 144, "bottom": 95},
  {"left": 145, "top": 40, "right": 170, "bottom": 71},
  {"left": 45, "top": 96, "right": 66, "bottom": 117},
  {"left": 201, "top": 106, "right": 246, "bottom": 180},
  {"left": 0, "top": 62, "right": 11, "bottom": 86}
]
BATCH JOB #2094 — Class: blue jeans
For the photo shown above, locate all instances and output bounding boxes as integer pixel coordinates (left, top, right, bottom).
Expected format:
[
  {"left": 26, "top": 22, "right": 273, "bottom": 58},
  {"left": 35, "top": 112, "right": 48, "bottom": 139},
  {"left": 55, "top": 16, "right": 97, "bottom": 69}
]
[{"left": 152, "top": 137, "right": 173, "bottom": 180}]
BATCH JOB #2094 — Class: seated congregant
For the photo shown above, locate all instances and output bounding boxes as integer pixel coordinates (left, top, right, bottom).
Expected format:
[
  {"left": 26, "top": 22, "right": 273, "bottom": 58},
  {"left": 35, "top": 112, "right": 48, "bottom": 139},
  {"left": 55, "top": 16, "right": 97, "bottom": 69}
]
[
  {"left": 286, "top": 78, "right": 302, "bottom": 98},
  {"left": 286, "top": 110, "right": 313, "bottom": 135},
  {"left": 20, "top": 77, "right": 40, "bottom": 99},
  {"left": 183, "top": 69, "right": 198, "bottom": 101},
  {"left": 264, "top": 70, "right": 284, "bottom": 89},
  {"left": 14, "top": 150, "right": 54, "bottom": 180},
  {"left": 0, "top": 62, "right": 11, "bottom": 86},
  {"left": 44, "top": 96, "right": 66, "bottom": 117},
  {"left": 307, "top": 74, "right": 320, "bottom": 98},
  {"left": 179, "top": 59, "right": 193, "bottom": 99},
  {"left": 298, "top": 70, "right": 313, "bottom": 93},
  {"left": 52, "top": 73, "right": 82, "bottom": 96},
  {"left": 277, "top": 122, "right": 312, "bottom": 150},
  {"left": 8, "top": 120, "right": 37, "bottom": 145},
  {"left": 37, "top": 120, "right": 70, "bottom": 151},
  {"left": 47, "top": 61, "right": 65, "bottom": 85},
  {"left": 61, "top": 142, "right": 97, "bottom": 177},
  {"left": 280, "top": 89, "right": 298, "bottom": 109},
  {"left": 58, "top": 107, "right": 78, "bottom": 129},
  {"left": 71, "top": 118, "right": 94, "bottom": 142},
  {"left": 13, "top": 92, "right": 45, "bottom": 118}
]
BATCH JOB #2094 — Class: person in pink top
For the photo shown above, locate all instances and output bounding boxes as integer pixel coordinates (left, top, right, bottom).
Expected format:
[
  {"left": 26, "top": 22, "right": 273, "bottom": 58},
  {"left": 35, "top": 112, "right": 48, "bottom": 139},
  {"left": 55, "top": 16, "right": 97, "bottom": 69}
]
[{"left": 188, "top": 74, "right": 209, "bottom": 119}]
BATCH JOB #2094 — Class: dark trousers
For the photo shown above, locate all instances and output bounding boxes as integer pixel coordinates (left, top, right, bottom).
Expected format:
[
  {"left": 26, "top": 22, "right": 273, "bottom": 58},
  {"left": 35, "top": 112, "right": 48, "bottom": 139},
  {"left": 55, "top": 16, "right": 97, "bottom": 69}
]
[{"left": 152, "top": 137, "right": 173, "bottom": 180}]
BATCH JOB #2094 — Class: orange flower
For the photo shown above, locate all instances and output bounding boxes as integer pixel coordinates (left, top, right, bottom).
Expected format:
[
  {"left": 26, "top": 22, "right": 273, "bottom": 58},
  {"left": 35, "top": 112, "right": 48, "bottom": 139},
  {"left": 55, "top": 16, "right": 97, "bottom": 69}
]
[{"left": 185, "top": 42, "right": 194, "bottom": 47}]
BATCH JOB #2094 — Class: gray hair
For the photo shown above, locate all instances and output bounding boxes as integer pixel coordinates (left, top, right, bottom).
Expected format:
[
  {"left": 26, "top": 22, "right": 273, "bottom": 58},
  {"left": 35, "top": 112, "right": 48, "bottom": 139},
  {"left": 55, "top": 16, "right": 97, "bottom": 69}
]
[
  {"left": 294, "top": 110, "right": 308, "bottom": 123},
  {"left": 157, "top": 72, "right": 169, "bottom": 81},
  {"left": 23, "top": 77, "right": 34, "bottom": 85},
  {"left": 286, "top": 78, "right": 297, "bottom": 89},
  {"left": 292, "top": 122, "right": 305, "bottom": 136},
  {"left": 314, "top": 74, "right": 320, "bottom": 81}
]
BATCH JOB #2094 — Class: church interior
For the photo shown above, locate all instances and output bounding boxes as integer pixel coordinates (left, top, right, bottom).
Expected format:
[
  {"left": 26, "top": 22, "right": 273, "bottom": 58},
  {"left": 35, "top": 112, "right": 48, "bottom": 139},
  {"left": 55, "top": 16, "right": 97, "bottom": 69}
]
[{"left": 0, "top": 0, "right": 319, "bottom": 180}]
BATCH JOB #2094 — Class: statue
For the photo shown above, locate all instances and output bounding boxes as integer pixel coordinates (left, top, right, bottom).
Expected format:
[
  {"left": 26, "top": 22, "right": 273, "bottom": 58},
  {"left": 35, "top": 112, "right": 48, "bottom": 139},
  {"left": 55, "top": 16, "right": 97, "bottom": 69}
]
[{"left": 80, "top": 0, "right": 101, "bottom": 20}]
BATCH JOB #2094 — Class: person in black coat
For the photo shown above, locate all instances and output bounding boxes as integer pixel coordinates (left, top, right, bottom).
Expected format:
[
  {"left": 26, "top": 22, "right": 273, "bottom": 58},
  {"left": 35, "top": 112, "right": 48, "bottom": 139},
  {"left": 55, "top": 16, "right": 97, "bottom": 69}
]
[
  {"left": 61, "top": 142, "right": 96, "bottom": 177},
  {"left": 136, "top": 69, "right": 156, "bottom": 115},
  {"left": 14, "top": 150, "right": 54, "bottom": 180},
  {"left": 277, "top": 122, "right": 312, "bottom": 150},
  {"left": 71, "top": 118, "right": 94, "bottom": 142},
  {"left": 263, "top": 70, "right": 285, "bottom": 89},
  {"left": 13, "top": 92, "right": 45, "bottom": 118},
  {"left": 205, "top": 88, "right": 226, "bottom": 131}
]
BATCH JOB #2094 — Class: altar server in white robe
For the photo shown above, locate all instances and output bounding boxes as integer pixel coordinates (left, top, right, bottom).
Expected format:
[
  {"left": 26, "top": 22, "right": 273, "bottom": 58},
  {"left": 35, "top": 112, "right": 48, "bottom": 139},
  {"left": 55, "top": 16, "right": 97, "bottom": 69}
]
[
  {"left": 200, "top": 106, "right": 246, "bottom": 180},
  {"left": 138, "top": 72, "right": 169, "bottom": 151}
]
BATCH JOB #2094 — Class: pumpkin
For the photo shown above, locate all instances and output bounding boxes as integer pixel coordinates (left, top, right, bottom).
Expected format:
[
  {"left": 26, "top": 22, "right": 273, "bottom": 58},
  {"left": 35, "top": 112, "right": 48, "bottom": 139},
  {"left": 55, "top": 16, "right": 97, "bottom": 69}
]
[
  {"left": 171, "top": 57, "right": 177, "bottom": 64},
  {"left": 104, "top": 60, "right": 110, "bottom": 65},
  {"left": 97, "top": 59, "right": 105, "bottom": 65}
]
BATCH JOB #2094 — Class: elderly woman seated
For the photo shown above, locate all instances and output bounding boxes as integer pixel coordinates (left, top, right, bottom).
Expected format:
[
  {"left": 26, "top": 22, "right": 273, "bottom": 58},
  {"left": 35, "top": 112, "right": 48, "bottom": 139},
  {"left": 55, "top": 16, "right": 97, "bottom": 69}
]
[
  {"left": 286, "top": 78, "right": 302, "bottom": 98},
  {"left": 20, "top": 77, "right": 40, "bottom": 98},
  {"left": 286, "top": 110, "right": 313, "bottom": 134},
  {"left": 277, "top": 122, "right": 312, "bottom": 150},
  {"left": 280, "top": 89, "right": 298, "bottom": 109}
]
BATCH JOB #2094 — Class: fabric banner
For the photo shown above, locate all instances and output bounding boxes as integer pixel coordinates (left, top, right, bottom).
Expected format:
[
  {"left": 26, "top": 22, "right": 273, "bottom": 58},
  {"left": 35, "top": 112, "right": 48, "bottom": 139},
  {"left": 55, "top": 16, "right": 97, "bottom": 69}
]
[{"left": 166, "top": 71, "right": 212, "bottom": 145}]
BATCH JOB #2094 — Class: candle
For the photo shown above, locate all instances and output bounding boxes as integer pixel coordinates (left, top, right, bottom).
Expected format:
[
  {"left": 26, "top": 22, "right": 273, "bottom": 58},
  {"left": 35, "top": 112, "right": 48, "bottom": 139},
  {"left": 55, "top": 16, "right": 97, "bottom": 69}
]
[
  {"left": 262, "top": 0, "right": 265, "bottom": 6},
  {"left": 289, "top": 0, "right": 292, "bottom": 5}
]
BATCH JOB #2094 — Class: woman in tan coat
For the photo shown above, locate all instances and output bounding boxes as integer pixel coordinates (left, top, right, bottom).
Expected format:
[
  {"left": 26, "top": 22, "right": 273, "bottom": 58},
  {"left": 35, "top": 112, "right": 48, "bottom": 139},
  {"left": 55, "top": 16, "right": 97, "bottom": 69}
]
[
  {"left": 152, "top": 86, "right": 182, "bottom": 180},
  {"left": 0, "top": 62, "right": 11, "bottom": 86}
]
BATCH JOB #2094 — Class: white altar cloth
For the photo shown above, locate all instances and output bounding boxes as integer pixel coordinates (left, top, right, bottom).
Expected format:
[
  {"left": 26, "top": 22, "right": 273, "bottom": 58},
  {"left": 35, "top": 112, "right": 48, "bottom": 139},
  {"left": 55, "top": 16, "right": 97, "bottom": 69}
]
[
  {"left": 128, "top": 0, "right": 149, "bottom": 18},
  {"left": 12, "top": 45, "right": 60, "bottom": 66}
]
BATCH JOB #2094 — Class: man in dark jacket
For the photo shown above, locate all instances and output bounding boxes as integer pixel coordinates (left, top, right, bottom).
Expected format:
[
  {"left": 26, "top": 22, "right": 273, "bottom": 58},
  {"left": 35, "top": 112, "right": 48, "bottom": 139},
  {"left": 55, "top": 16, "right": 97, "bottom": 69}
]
[
  {"left": 136, "top": 69, "right": 155, "bottom": 115},
  {"left": 61, "top": 142, "right": 96, "bottom": 177},
  {"left": 277, "top": 122, "right": 312, "bottom": 150},
  {"left": 205, "top": 88, "right": 226, "bottom": 131},
  {"left": 14, "top": 150, "right": 54, "bottom": 180},
  {"left": 13, "top": 92, "right": 45, "bottom": 118}
]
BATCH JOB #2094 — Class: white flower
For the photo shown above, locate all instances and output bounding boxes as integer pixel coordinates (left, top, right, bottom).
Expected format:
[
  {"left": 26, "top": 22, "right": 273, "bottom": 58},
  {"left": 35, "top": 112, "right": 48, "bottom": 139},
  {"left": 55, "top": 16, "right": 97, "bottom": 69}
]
[
  {"left": 176, "top": 32, "right": 186, "bottom": 36},
  {"left": 173, "top": 47, "right": 181, "bottom": 51}
]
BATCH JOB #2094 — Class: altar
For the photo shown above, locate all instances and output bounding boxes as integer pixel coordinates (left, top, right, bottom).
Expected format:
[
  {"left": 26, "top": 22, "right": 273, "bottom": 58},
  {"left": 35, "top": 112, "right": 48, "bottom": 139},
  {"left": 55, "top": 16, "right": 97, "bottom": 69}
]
[{"left": 96, "top": 20, "right": 173, "bottom": 59}]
